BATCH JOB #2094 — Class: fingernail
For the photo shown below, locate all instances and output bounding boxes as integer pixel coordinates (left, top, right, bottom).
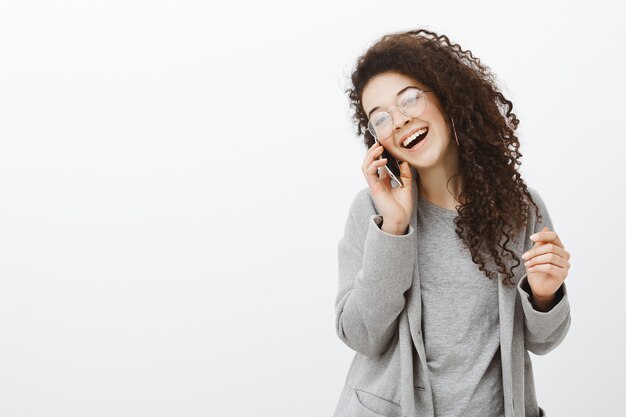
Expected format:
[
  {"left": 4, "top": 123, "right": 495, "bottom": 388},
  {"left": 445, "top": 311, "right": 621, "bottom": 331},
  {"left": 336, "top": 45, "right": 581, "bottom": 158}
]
[
  {"left": 522, "top": 252, "right": 529, "bottom": 259},
  {"left": 530, "top": 233, "right": 538, "bottom": 240}
]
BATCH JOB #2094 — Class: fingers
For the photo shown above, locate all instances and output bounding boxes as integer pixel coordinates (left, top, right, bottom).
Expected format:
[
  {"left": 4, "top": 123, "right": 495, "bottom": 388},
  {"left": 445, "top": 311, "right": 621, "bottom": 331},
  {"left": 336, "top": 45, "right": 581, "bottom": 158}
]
[
  {"left": 525, "top": 262, "right": 567, "bottom": 276},
  {"left": 523, "top": 251, "right": 569, "bottom": 270},
  {"left": 362, "top": 142, "right": 390, "bottom": 186},
  {"left": 522, "top": 242, "right": 570, "bottom": 262},
  {"left": 366, "top": 158, "right": 387, "bottom": 175},
  {"left": 362, "top": 142, "right": 412, "bottom": 191},
  {"left": 364, "top": 141, "right": 385, "bottom": 161},
  {"left": 398, "top": 160, "right": 413, "bottom": 187},
  {"left": 362, "top": 143, "right": 384, "bottom": 170},
  {"left": 378, "top": 166, "right": 393, "bottom": 191},
  {"left": 525, "top": 226, "right": 569, "bottom": 262},
  {"left": 530, "top": 226, "right": 564, "bottom": 249},
  {"left": 523, "top": 230, "right": 571, "bottom": 281}
]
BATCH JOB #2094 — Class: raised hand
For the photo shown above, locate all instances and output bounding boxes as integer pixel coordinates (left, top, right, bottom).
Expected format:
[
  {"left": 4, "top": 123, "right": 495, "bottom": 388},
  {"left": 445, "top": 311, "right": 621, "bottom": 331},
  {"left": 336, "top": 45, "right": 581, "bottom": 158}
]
[
  {"left": 522, "top": 226, "right": 571, "bottom": 310},
  {"left": 362, "top": 141, "right": 414, "bottom": 235}
]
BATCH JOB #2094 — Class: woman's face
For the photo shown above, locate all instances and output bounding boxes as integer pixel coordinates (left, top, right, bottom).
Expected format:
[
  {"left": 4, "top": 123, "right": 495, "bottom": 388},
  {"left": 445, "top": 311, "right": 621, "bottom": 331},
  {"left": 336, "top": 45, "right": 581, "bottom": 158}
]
[{"left": 361, "top": 71, "right": 453, "bottom": 170}]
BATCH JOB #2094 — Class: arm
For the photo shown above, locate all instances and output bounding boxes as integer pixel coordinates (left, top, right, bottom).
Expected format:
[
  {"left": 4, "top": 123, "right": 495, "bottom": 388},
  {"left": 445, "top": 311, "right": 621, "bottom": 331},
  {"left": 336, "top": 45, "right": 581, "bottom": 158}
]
[
  {"left": 335, "top": 190, "right": 416, "bottom": 358},
  {"left": 518, "top": 274, "right": 571, "bottom": 355},
  {"left": 517, "top": 187, "right": 572, "bottom": 355}
]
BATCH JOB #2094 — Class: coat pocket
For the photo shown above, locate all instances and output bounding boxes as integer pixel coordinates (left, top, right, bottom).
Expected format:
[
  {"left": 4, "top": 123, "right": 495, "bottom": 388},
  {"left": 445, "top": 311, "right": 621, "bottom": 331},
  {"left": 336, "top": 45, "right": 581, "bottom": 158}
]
[{"left": 349, "top": 387, "right": 402, "bottom": 417}]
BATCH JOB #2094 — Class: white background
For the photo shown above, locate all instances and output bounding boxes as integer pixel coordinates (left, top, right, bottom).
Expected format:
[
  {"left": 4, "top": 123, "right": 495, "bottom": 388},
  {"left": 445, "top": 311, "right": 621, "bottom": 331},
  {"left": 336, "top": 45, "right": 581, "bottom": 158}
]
[{"left": 0, "top": 1, "right": 624, "bottom": 416}]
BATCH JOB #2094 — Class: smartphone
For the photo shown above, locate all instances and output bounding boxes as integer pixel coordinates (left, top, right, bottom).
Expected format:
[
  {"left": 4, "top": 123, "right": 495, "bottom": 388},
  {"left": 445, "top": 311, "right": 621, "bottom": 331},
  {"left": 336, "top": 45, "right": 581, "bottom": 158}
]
[{"left": 376, "top": 139, "right": 404, "bottom": 188}]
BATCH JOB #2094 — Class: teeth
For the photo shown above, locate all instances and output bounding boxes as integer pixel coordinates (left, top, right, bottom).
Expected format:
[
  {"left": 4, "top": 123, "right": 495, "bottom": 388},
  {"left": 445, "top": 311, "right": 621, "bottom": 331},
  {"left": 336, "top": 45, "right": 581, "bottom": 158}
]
[{"left": 403, "top": 128, "right": 428, "bottom": 147}]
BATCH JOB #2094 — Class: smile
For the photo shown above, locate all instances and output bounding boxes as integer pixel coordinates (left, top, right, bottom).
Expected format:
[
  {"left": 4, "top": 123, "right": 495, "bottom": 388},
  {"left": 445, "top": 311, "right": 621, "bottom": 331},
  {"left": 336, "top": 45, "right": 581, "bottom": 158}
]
[{"left": 402, "top": 127, "right": 429, "bottom": 149}]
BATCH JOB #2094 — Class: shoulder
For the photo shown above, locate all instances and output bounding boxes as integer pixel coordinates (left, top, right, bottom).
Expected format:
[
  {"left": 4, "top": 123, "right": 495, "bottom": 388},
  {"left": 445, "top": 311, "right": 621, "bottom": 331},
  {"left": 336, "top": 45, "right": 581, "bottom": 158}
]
[
  {"left": 341, "top": 187, "right": 381, "bottom": 242},
  {"left": 347, "top": 186, "right": 380, "bottom": 220},
  {"left": 525, "top": 185, "right": 542, "bottom": 204},
  {"left": 525, "top": 185, "right": 549, "bottom": 215},
  {"left": 523, "top": 184, "right": 554, "bottom": 233}
]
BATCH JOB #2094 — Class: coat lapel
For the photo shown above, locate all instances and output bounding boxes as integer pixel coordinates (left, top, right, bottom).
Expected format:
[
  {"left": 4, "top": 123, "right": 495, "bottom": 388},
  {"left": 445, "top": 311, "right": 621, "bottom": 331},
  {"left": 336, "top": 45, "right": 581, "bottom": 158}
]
[
  {"left": 498, "top": 228, "right": 526, "bottom": 417},
  {"left": 404, "top": 172, "right": 434, "bottom": 416},
  {"left": 498, "top": 269, "right": 517, "bottom": 417}
]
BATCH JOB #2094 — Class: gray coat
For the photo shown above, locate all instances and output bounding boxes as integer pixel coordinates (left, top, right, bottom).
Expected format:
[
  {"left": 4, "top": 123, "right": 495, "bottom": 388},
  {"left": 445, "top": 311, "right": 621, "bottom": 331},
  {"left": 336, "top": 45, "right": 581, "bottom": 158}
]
[{"left": 333, "top": 176, "right": 571, "bottom": 417}]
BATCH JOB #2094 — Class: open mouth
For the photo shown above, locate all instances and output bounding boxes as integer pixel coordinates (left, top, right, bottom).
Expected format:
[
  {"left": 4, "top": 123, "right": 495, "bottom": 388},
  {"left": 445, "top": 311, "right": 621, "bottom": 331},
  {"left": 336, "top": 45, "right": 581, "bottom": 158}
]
[{"left": 402, "top": 127, "right": 429, "bottom": 149}]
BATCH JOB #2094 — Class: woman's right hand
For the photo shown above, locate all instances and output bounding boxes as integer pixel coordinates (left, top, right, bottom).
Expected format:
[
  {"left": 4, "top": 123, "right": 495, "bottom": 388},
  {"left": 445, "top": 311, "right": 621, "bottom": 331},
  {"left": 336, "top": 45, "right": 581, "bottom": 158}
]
[{"left": 362, "top": 141, "right": 414, "bottom": 235}]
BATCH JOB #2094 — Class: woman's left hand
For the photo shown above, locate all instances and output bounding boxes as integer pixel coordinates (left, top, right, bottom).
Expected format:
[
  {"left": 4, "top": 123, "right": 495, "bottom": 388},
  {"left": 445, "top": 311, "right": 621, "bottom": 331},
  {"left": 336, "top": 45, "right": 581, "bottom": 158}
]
[{"left": 522, "top": 226, "right": 571, "bottom": 301}]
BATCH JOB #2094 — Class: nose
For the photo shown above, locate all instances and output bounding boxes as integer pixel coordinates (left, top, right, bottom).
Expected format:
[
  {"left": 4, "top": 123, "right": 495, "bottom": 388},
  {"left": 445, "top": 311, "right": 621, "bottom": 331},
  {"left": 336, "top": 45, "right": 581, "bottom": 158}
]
[{"left": 391, "top": 107, "right": 411, "bottom": 130}]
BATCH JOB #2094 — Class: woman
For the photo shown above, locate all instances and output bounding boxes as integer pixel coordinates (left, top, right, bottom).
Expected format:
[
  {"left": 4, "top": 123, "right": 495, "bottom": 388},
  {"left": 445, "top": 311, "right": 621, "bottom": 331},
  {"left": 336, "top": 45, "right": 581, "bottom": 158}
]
[{"left": 333, "top": 29, "right": 571, "bottom": 417}]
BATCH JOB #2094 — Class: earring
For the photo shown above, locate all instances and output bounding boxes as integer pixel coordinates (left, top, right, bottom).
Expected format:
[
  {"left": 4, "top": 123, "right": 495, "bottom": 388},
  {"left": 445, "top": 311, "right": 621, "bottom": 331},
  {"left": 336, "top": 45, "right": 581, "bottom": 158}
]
[{"left": 451, "top": 118, "right": 460, "bottom": 147}]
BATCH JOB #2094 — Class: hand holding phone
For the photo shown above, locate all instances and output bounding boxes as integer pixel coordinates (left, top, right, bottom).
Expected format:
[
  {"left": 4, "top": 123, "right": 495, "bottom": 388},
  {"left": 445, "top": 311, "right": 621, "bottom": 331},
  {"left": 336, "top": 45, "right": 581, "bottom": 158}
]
[
  {"left": 376, "top": 143, "right": 404, "bottom": 189},
  {"left": 361, "top": 140, "right": 414, "bottom": 235}
]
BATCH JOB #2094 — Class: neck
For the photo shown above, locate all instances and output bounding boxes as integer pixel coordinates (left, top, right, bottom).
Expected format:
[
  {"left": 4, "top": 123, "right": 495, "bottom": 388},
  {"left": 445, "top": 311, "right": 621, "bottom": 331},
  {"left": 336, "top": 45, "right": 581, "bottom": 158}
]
[{"left": 415, "top": 143, "right": 463, "bottom": 210}]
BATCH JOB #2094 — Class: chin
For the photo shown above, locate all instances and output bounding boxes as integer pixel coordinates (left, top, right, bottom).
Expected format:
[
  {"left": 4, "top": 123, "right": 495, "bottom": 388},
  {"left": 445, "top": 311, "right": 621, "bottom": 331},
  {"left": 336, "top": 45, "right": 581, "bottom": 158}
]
[{"left": 404, "top": 146, "right": 444, "bottom": 169}]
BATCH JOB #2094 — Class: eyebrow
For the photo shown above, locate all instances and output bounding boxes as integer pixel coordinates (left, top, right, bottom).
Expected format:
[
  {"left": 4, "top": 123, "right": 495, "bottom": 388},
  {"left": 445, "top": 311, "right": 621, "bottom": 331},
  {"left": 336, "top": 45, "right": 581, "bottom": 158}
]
[{"left": 366, "top": 86, "right": 416, "bottom": 118}]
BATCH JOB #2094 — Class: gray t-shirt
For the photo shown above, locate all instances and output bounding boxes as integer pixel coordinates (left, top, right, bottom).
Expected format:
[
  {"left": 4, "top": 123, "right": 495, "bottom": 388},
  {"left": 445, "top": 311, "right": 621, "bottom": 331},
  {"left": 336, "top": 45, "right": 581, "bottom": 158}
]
[{"left": 415, "top": 194, "right": 505, "bottom": 417}]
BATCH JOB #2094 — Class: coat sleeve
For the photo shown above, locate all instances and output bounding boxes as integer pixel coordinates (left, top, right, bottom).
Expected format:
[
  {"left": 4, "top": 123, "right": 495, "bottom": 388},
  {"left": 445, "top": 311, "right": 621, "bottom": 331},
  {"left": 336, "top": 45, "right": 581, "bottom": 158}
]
[
  {"left": 334, "top": 189, "right": 416, "bottom": 358},
  {"left": 517, "top": 187, "right": 572, "bottom": 355}
]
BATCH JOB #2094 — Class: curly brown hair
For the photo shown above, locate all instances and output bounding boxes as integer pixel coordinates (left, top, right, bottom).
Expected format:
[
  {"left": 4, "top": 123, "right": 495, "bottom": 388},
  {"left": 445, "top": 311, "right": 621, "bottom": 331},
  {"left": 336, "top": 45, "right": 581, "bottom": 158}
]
[{"left": 346, "top": 28, "right": 543, "bottom": 287}]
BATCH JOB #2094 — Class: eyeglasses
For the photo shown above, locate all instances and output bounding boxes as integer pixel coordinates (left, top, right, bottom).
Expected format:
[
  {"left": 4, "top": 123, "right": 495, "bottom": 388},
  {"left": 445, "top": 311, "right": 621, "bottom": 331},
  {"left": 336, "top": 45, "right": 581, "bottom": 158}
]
[{"left": 367, "top": 87, "right": 433, "bottom": 141}]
